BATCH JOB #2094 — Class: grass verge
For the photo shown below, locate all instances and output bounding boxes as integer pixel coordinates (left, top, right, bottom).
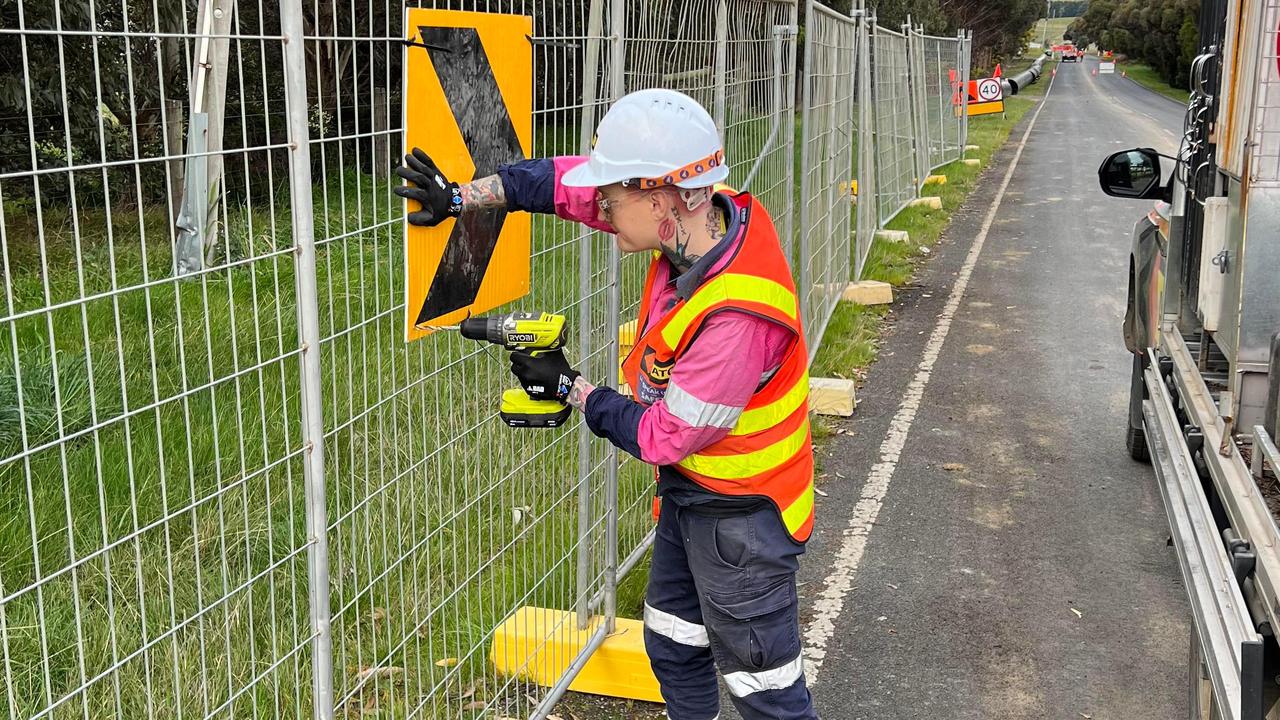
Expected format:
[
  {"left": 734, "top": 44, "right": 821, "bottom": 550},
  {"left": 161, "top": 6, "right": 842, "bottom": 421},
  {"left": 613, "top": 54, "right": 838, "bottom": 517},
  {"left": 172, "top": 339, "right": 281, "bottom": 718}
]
[
  {"left": 1036, "top": 16, "right": 1078, "bottom": 49},
  {"left": 1119, "top": 62, "right": 1191, "bottom": 104}
]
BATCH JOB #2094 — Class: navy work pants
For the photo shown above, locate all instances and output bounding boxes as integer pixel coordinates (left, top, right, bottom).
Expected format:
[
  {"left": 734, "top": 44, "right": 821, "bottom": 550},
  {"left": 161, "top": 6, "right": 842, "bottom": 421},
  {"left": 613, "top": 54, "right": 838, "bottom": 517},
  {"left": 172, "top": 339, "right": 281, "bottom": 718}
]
[{"left": 643, "top": 497, "right": 819, "bottom": 720}]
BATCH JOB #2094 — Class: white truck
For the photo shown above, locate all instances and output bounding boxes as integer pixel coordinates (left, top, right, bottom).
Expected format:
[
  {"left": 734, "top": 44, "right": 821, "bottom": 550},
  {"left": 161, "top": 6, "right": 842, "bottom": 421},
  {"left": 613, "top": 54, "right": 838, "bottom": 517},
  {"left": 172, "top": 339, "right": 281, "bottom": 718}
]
[{"left": 1095, "top": 0, "right": 1280, "bottom": 717}]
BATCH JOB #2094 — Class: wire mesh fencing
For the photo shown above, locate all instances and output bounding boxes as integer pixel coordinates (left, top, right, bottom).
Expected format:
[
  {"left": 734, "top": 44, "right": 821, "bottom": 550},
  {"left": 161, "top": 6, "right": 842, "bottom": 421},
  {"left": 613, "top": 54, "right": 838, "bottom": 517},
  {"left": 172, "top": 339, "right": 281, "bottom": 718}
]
[
  {"left": 870, "top": 24, "right": 917, "bottom": 227},
  {"left": 865, "top": 21, "right": 970, "bottom": 235},
  {"left": 0, "top": 0, "right": 966, "bottom": 718},
  {"left": 913, "top": 30, "right": 970, "bottom": 173},
  {"left": 797, "top": 0, "right": 857, "bottom": 355}
]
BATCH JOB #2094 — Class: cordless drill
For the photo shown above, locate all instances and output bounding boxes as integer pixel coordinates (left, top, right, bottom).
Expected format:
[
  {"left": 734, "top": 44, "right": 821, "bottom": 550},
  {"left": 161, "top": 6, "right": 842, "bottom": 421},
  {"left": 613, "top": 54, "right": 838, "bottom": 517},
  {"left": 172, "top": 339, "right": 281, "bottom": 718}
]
[{"left": 448, "top": 311, "right": 572, "bottom": 428}]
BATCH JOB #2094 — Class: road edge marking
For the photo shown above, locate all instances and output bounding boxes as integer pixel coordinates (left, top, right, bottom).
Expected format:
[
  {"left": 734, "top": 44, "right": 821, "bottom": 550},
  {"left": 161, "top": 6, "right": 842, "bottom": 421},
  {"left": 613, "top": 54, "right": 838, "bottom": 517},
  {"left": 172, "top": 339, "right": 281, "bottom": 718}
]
[{"left": 803, "top": 75, "right": 1058, "bottom": 682}]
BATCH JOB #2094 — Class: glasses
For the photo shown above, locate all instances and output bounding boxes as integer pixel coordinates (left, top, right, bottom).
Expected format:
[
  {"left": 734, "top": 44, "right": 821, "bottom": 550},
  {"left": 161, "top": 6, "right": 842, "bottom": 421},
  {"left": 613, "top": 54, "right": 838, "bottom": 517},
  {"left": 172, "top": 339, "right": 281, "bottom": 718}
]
[{"left": 595, "top": 189, "right": 642, "bottom": 219}]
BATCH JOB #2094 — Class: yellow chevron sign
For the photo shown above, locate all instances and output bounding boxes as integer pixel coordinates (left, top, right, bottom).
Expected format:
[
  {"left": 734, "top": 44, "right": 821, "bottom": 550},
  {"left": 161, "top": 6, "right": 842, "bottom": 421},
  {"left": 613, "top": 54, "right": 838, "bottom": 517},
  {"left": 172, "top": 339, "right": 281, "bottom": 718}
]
[{"left": 403, "top": 9, "right": 533, "bottom": 342}]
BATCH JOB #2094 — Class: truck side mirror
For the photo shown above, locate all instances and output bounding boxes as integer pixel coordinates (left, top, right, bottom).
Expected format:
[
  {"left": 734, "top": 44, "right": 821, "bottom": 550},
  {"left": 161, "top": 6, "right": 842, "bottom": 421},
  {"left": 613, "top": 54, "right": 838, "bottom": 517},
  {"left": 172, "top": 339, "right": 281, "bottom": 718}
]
[{"left": 1097, "top": 148, "right": 1168, "bottom": 199}]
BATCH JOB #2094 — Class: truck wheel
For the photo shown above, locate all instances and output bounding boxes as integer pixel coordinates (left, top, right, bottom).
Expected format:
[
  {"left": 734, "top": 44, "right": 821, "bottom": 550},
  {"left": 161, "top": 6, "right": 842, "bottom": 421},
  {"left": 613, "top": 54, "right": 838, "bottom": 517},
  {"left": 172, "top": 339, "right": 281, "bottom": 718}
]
[
  {"left": 1126, "top": 424, "right": 1150, "bottom": 462},
  {"left": 1128, "top": 353, "right": 1151, "bottom": 463}
]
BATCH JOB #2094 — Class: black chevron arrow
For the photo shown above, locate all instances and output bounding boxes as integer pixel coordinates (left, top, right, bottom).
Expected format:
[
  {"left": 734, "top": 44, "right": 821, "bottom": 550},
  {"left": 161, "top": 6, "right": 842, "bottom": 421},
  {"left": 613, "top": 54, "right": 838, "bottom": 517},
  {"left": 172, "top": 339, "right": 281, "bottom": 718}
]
[{"left": 414, "top": 25, "right": 525, "bottom": 326}]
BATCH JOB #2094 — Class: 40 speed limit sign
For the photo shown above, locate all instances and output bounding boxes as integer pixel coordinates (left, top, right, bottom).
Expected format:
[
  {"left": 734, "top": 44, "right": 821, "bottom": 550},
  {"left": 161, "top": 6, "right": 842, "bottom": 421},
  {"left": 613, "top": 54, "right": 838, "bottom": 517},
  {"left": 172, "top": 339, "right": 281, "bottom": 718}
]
[
  {"left": 964, "top": 76, "right": 1005, "bottom": 116},
  {"left": 976, "top": 78, "right": 1002, "bottom": 101}
]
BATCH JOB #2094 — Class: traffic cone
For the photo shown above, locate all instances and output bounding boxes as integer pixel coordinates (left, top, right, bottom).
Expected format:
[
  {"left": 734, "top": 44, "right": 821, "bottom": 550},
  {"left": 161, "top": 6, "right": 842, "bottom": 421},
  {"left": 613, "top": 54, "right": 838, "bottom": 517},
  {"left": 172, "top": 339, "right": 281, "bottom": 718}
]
[{"left": 1092, "top": 69, "right": 1097, "bottom": 76}]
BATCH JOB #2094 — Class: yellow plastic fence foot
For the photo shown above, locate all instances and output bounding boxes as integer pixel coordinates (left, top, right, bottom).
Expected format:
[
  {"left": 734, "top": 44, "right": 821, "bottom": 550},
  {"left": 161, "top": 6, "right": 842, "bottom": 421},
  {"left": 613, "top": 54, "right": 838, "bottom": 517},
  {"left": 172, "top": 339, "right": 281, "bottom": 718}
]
[
  {"left": 875, "top": 229, "right": 910, "bottom": 244},
  {"left": 964, "top": 144, "right": 980, "bottom": 152},
  {"left": 924, "top": 174, "right": 947, "bottom": 186},
  {"left": 908, "top": 196, "right": 943, "bottom": 210},
  {"left": 490, "top": 606, "right": 663, "bottom": 703},
  {"left": 962, "top": 158, "right": 981, "bottom": 167},
  {"left": 841, "top": 280, "right": 893, "bottom": 306},
  {"left": 809, "top": 377, "right": 857, "bottom": 416}
]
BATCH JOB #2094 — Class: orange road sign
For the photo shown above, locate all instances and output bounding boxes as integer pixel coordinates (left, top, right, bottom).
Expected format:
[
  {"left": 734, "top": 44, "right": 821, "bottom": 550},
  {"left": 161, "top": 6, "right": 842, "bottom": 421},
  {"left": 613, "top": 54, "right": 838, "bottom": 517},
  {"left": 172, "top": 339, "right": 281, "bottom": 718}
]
[
  {"left": 403, "top": 9, "right": 533, "bottom": 342},
  {"left": 965, "top": 77, "right": 1004, "bottom": 116},
  {"left": 967, "top": 100, "right": 1005, "bottom": 117}
]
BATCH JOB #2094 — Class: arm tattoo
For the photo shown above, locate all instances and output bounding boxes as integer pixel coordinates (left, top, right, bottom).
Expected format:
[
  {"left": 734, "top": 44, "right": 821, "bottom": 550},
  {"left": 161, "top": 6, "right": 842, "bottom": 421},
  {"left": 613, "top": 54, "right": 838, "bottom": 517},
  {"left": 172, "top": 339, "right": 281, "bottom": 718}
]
[
  {"left": 457, "top": 174, "right": 506, "bottom": 209},
  {"left": 566, "top": 376, "right": 596, "bottom": 411}
]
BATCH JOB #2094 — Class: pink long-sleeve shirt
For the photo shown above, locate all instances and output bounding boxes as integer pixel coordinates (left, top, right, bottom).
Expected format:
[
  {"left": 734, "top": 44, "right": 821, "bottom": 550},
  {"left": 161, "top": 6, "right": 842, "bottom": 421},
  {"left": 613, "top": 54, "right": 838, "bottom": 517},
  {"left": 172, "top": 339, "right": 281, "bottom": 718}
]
[{"left": 550, "top": 156, "right": 794, "bottom": 466}]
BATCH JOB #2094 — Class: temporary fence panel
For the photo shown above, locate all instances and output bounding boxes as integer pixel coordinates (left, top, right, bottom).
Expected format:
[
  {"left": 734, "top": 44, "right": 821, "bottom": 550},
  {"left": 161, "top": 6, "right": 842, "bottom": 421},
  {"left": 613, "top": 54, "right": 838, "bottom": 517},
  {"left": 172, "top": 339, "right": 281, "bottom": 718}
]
[
  {"left": 913, "top": 30, "right": 968, "bottom": 172},
  {"left": 797, "top": 1, "right": 857, "bottom": 355},
  {"left": 870, "top": 24, "right": 917, "bottom": 228},
  {"left": 0, "top": 0, "right": 966, "bottom": 717},
  {"left": 0, "top": 1, "right": 318, "bottom": 718}
]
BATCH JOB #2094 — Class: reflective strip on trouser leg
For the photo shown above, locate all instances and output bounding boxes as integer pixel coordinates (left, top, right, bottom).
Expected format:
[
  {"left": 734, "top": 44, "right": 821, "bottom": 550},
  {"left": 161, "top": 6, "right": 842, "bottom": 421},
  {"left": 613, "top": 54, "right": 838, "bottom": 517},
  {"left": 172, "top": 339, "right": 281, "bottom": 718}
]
[
  {"left": 722, "top": 652, "right": 805, "bottom": 697},
  {"left": 648, "top": 498, "right": 720, "bottom": 720},
  {"left": 645, "top": 602, "right": 710, "bottom": 647}
]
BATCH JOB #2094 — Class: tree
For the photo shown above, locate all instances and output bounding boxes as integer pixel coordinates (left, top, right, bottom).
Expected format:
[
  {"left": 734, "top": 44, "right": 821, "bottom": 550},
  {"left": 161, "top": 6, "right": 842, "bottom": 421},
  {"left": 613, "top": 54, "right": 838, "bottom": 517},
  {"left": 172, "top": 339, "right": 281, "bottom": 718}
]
[
  {"left": 1069, "top": 0, "right": 1199, "bottom": 89},
  {"left": 867, "top": 0, "right": 1049, "bottom": 74}
]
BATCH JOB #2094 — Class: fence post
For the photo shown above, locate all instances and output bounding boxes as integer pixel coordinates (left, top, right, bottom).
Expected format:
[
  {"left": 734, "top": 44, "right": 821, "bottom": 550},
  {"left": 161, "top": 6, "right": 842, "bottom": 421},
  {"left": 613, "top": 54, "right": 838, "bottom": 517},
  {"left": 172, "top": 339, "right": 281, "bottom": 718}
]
[
  {"left": 903, "top": 19, "right": 922, "bottom": 193},
  {"left": 942, "top": 36, "right": 951, "bottom": 162},
  {"left": 781, "top": 0, "right": 800, "bottom": 262},
  {"left": 921, "top": 28, "right": 931, "bottom": 178},
  {"left": 869, "top": 16, "right": 883, "bottom": 230},
  {"left": 797, "top": 0, "right": 815, "bottom": 339},
  {"left": 960, "top": 30, "right": 971, "bottom": 153},
  {"left": 822, "top": 12, "right": 840, "bottom": 301},
  {"left": 855, "top": 3, "right": 874, "bottom": 278},
  {"left": 279, "top": 0, "right": 335, "bottom": 717},
  {"left": 714, "top": 0, "right": 729, "bottom": 132},
  {"left": 575, "top": 0, "right": 606, "bottom": 632},
  {"left": 604, "top": 0, "right": 627, "bottom": 635}
]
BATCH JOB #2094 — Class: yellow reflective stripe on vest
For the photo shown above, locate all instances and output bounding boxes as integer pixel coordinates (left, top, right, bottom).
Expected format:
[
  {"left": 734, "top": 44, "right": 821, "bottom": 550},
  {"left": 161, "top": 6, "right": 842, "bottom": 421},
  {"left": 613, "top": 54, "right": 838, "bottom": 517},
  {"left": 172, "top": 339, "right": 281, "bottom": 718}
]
[
  {"left": 660, "top": 273, "right": 798, "bottom": 350},
  {"left": 730, "top": 371, "right": 809, "bottom": 437},
  {"left": 780, "top": 482, "right": 814, "bottom": 537},
  {"left": 678, "top": 418, "right": 809, "bottom": 479}
]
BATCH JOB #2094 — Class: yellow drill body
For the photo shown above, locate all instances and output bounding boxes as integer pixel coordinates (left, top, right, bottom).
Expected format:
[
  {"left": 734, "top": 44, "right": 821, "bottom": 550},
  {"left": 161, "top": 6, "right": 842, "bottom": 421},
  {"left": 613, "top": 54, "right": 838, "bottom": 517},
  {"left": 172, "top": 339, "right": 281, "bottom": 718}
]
[{"left": 456, "top": 311, "right": 572, "bottom": 428}]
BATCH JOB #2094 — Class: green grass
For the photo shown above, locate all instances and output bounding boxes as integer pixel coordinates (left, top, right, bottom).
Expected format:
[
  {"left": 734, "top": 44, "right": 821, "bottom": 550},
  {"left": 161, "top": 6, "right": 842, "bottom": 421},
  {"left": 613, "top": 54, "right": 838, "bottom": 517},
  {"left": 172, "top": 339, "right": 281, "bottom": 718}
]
[
  {"left": 1035, "top": 16, "right": 1078, "bottom": 49},
  {"left": 1119, "top": 62, "right": 1191, "bottom": 104}
]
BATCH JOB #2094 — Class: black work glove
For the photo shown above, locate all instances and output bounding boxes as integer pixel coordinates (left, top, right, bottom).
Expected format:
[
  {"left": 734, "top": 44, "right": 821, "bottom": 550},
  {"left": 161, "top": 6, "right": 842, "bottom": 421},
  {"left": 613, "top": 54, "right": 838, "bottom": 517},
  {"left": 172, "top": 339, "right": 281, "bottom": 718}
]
[
  {"left": 394, "top": 148, "right": 463, "bottom": 227},
  {"left": 510, "top": 349, "right": 580, "bottom": 402}
]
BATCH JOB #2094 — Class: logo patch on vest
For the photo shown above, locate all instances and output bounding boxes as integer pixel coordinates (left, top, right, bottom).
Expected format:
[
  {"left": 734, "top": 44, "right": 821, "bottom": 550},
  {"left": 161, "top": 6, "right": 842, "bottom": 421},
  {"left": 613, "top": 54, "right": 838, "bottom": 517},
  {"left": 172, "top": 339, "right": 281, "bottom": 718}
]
[{"left": 636, "top": 348, "right": 674, "bottom": 405}]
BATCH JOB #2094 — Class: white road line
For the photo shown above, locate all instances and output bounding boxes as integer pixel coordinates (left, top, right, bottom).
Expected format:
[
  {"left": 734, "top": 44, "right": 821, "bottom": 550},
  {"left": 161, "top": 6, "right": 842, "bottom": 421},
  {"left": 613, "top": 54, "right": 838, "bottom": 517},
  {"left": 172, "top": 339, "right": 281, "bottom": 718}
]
[{"left": 803, "top": 74, "right": 1058, "bottom": 682}]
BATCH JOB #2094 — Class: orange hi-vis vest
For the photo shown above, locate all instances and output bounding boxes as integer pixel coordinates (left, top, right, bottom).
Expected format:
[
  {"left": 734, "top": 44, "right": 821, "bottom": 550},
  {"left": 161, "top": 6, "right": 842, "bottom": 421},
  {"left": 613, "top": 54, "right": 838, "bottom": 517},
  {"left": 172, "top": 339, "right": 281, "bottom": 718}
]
[{"left": 621, "top": 189, "right": 815, "bottom": 542}]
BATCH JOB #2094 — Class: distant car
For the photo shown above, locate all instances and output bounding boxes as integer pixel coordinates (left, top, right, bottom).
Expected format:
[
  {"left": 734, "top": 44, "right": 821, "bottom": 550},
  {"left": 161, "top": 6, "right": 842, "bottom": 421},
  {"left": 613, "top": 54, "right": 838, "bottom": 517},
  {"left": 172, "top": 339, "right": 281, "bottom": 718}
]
[{"left": 1062, "top": 52, "right": 1078, "bottom": 63}]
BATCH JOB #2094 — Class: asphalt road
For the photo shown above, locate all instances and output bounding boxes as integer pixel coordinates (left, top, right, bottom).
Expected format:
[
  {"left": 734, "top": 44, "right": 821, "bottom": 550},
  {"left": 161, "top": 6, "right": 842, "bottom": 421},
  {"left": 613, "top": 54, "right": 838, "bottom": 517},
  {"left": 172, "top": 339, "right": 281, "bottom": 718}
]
[{"left": 780, "top": 56, "right": 1191, "bottom": 719}]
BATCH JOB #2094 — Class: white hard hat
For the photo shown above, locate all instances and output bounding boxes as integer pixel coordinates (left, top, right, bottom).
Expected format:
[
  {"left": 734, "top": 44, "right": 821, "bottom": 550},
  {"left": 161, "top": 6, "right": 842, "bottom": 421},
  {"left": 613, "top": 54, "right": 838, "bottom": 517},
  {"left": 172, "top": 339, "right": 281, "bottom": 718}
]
[{"left": 561, "top": 88, "right": 730, "bottom": 189}]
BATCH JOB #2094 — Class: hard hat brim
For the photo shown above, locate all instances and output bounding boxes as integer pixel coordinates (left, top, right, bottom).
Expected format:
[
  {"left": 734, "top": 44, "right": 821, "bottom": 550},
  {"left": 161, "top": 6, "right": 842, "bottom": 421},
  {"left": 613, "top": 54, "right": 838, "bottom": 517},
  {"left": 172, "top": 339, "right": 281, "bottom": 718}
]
[{"left": 560, "top": 160, "right": 730, "bottom": 189}]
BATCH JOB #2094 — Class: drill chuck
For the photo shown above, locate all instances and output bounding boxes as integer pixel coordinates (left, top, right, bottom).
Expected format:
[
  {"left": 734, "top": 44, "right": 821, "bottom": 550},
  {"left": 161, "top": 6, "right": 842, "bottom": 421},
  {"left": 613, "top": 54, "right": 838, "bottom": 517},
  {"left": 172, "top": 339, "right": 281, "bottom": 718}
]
[{"left": 458, "top": 316, "right": 504, "bottom": 346}]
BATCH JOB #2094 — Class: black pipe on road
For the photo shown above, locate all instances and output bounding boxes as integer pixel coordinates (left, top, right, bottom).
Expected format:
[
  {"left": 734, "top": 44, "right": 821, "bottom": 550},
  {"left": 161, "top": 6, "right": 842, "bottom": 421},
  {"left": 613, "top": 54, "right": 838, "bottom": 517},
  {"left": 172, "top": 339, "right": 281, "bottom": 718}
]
[{"left": 1002, "top": 54, "right": 1048, "bottom": 96}]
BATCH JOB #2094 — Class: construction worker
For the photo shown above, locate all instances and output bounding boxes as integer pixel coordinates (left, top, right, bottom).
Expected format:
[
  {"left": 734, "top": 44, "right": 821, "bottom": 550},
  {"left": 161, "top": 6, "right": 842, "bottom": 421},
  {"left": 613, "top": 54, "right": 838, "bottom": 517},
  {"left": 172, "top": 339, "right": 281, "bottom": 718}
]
[{"left": 397, "top": 88, "right": 818, "bottom": 720}]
